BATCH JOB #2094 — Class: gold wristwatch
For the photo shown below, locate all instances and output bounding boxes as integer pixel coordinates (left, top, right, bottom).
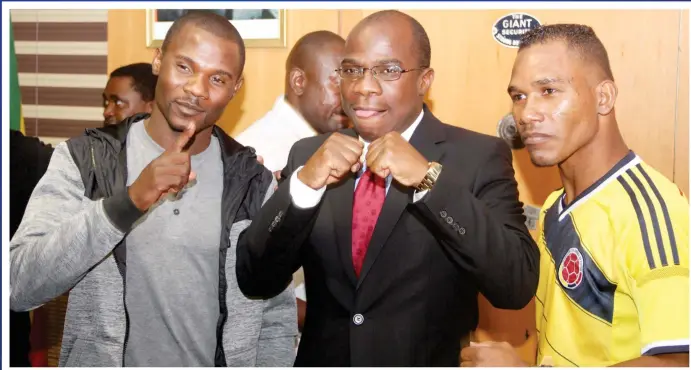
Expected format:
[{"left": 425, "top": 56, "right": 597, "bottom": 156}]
[{"left": 415, "top": 162, "right": 442, "bottom": 191}]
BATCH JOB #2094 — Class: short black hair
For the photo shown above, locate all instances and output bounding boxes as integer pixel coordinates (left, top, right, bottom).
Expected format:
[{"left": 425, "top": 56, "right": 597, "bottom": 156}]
[
  {"left": 358, "top": 10, "right": 431, "bottom": 67},
  {"left": 519, "top": 24, "right": 614, "bottom": 80},
  {"left": 160, "top": 10, "right": 246, "bottom": 76},
  {"left": 109, "top": 62, "right": 157, "bottom": 101}
]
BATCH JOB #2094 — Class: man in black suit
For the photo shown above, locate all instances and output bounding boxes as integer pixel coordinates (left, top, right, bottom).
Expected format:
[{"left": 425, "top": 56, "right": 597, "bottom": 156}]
[{"left": 236, "top": 10, "right": 539, "bottom": 366}]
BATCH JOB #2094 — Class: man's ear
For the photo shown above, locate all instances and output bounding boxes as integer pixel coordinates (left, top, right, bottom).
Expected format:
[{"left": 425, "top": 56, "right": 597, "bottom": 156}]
[
  {"left": 418, "top": 68, "right": 435, "bottom": 96},
  {"left": 152, "top": 48, "right": 162, "bottom": 76},
  {"left": 596, "top": 79, "right": 617, "bottom": 116},
  {"left": 231, "top": 76, "right": 244, "bottom": 99},
  {"left": 144, "top": 100, "right": 154, "bottom": 113},
  {"left": 289, "top": 68, "right": 306, "bottom": 96}
]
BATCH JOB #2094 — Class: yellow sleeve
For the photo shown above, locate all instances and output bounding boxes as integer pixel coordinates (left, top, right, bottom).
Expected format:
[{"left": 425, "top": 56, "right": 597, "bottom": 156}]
[{"left": 624, "top": 195, "right": 689, "bottom": 356}]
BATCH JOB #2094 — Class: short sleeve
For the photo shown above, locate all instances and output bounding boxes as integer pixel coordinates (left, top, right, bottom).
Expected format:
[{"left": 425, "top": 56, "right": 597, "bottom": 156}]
[{"left": 623, "top": 187, "right": 690, "bottom": 356}]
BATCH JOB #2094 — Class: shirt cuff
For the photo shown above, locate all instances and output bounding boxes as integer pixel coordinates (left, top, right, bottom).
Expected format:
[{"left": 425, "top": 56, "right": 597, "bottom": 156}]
[
  {"left": 290, "top": 166, "right": 326, "bottom": 209},
  {"left": 295, "top": 283, "right": 307, "bottom": 301},
  {"left": 413, "top": 189, "right": 429, "bottom": 203},
  {"left": 641, "top": 340, "right": 690, "bottom": 356},
  {"left": 102, "top": 189, "right": 145, "bottom": 232}
]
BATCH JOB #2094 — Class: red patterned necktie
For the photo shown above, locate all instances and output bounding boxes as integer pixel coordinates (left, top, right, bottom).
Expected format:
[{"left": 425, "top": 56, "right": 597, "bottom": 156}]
[{"left": 351, "top": 169, "right": 386, "bottom": 277}]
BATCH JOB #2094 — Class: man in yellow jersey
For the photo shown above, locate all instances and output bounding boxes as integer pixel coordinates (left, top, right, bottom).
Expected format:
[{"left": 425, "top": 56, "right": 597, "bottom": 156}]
[{"left": 461, "top": 24, "right": 689, "bottom": 367}]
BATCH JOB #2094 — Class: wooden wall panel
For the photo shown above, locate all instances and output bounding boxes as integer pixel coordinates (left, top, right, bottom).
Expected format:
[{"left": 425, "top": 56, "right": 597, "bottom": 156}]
[{"left": 675, "top": 10, "right": 689, "bottom": 196}]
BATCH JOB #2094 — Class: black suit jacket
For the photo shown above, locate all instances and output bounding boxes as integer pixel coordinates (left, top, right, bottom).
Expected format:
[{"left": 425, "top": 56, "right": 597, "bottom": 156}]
[{"left": 236, "top": 109, "right": 539, "bottom": 366}]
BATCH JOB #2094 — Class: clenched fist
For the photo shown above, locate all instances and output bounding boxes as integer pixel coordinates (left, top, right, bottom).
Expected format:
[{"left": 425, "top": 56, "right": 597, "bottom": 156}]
[
  {"left": 298, "top": 133, "right": 364, "bottom": 190},
  {"left": 366, "top": 132, "right": 429, "bottom": 187},
  {"left": 128, "top": 123, "right": 197, "bottom": 212}
]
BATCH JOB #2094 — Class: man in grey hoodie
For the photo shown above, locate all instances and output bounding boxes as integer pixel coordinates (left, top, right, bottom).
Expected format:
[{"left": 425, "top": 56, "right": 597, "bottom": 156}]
[{"left": 10, "top": 11, "right": 297, "bottom": 367}]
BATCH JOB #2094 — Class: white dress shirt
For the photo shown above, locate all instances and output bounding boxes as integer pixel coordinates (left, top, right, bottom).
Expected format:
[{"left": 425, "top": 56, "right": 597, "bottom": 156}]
[
  {"left": 236, "top": 95, "right": 318, "bottom": 172},
  {"left": 290, "top": 109, "right": 428, "bottom": 208}
]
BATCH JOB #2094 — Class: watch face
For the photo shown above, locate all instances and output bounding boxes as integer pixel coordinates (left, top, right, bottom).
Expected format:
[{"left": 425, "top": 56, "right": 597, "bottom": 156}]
[
  {"left": 416, "top": 179, "right": 431, "bottom": 191},
  {"left": 416, "top": 163, "right": 442, "bottom": 191},
  {"left": 429, "top": 163, "right": 442, "bottom": 178}
]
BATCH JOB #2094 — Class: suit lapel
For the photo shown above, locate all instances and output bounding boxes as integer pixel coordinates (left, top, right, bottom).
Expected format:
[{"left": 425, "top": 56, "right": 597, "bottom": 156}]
[
  {"left": 356, "top": 107, "right": 447, "bottom": 289},
  {"left": 326, "top": 128, "right": 359, "bottom": 286},
  {"left": 408, "top": 109, "right": 446, "bottom": 169}
]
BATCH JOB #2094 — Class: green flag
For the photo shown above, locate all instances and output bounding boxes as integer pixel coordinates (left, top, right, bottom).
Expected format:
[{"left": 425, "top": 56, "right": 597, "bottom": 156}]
[{"left": 10, "top": 17, "right": 25, "bottom": 134}]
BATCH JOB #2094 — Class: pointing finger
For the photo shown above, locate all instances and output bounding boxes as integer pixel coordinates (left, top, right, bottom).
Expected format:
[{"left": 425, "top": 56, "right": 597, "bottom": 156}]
[{"left": 173, "top": 122, "right": 196, "bottom": 152}]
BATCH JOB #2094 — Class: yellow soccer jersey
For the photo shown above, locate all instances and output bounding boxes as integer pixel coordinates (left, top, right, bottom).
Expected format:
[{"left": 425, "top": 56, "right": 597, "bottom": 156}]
[{"left": 535, "top": 151, "right": 689, "bottom": 367}]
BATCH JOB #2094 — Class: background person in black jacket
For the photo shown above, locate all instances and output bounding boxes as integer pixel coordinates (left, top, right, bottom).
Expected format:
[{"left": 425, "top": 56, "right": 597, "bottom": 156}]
[{"left": 9, "top": 130, "right": 54, "bottom": 367}]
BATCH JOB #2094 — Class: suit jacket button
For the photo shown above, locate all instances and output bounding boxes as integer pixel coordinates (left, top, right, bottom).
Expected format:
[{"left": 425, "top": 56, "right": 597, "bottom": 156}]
[
  {"left": 458, "top": 227, "right": 466, "bottom": 235},
  {"left": 452, "top": 223, "right": 460, "bottom": 231},
  {"left": 440, "top": 210, "right": 448, "bottom": 218},
  {"left": 446, "top": 216, "right": 453, "bottom": 224},
  {"left": 353, "top": 314, "right": 364, "bottom": 325}
]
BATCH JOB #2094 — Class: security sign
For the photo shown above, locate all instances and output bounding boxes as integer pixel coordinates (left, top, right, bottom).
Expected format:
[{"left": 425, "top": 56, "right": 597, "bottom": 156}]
[{"left": 492, "top": 13, "right": 541, "bottom": 48}]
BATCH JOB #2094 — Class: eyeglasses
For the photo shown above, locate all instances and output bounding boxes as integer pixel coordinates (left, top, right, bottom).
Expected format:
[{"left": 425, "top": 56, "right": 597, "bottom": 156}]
[{"left": 335, "top": 65, "right": 428, "bottom": 82}]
